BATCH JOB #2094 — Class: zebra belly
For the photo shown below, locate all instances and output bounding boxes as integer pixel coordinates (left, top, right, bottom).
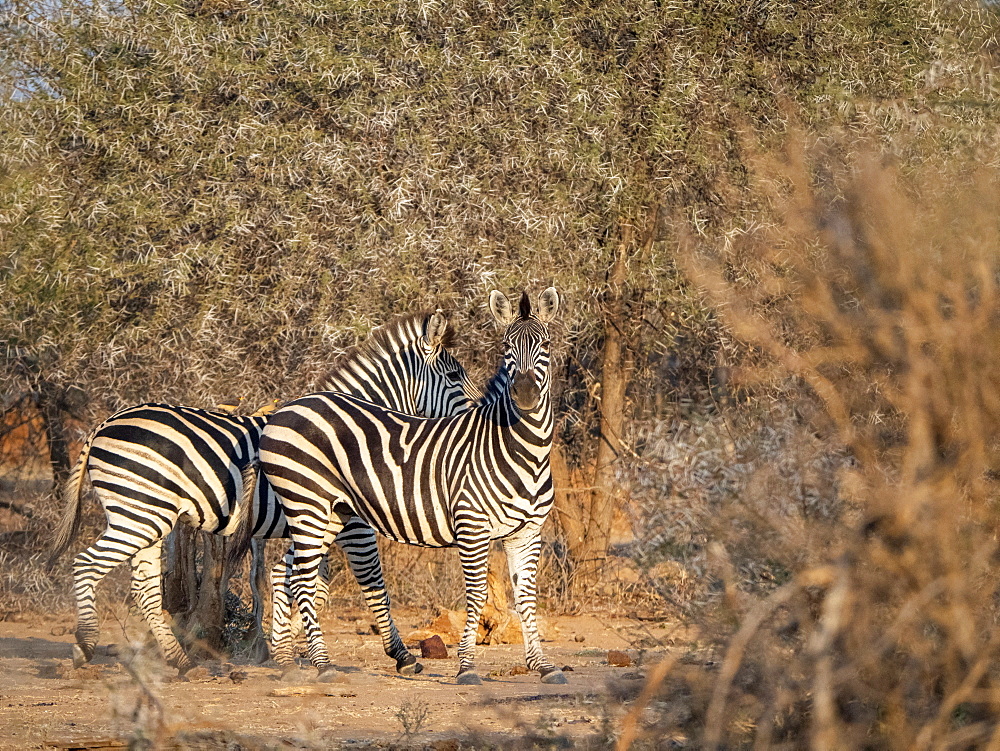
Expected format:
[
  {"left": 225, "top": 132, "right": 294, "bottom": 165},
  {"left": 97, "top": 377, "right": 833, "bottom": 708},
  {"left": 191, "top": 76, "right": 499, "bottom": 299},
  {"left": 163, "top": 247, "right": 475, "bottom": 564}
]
[{"left": 345, "top": 488, "right": 457, "bottom": 548}]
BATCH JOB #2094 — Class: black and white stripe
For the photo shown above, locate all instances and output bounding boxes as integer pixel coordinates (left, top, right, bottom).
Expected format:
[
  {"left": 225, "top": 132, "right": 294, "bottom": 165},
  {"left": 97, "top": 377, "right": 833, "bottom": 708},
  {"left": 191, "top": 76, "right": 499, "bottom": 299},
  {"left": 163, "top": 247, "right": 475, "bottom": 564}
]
[
  {"left": 244, "top": 288, "right": 565, "bottom": 684},
  {"left": 50, "top": 312, "right": 478, "bottom": 673}
]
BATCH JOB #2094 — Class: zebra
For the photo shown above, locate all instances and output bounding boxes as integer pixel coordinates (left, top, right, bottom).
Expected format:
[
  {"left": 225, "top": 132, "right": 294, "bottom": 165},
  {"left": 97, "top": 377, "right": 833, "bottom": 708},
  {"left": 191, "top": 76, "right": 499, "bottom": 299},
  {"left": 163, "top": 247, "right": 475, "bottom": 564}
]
[
  {"left": 232, "top": 288, "right": 565, "bottom": 685},
  {"left": 49, "top": 311, "right": 479, "bottom": 674}
]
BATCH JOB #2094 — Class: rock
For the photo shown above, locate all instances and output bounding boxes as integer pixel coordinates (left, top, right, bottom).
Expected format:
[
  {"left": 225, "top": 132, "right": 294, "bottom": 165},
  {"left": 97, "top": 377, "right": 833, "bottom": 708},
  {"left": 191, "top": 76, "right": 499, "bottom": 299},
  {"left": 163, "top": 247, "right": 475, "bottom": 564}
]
[
  {"left": 404, "top": 629, "right": 439, "bottom": 645},
  {"left": 607, "top": 650, "right": 633, "bottom": 667},
  {"left": 509, "top": 665, "right": 529, "bottom": 676},
  {"left": 574, "top": 634, "right": 585, "bottom": 642},
  {"left": 419, "top": 635, "right": 449, "bottom": 659},
  {"left": 229, "top": 670, "right": 248, "bottom": 685},
  {"left": 561, "top": 665, "right": 575, "bottom": 672},
  {"left": 405, "top": 605, "right": 557, "bottom": 647}
]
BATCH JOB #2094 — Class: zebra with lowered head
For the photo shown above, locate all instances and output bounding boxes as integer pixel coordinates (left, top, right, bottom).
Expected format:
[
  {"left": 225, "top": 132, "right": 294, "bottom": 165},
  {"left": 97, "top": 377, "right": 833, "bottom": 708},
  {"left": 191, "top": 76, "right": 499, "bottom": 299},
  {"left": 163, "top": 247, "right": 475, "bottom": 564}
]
[
  {"left": 233, "top": 288, "right": 565, "bottom": 685},
  {"left": 49, "top": 311, "right": 478, "bottom": 674}
]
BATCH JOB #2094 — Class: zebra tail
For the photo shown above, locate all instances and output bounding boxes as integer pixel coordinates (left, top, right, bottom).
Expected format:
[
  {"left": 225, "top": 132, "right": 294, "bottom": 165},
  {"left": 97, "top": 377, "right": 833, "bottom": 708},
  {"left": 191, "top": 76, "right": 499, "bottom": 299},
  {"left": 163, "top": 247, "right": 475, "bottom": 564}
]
[
  {"left": 47, "top": 432, "right": 93, "bottom": 569},
  {"left": 227, "top": 460, "right": 259, "bottom": 572}
]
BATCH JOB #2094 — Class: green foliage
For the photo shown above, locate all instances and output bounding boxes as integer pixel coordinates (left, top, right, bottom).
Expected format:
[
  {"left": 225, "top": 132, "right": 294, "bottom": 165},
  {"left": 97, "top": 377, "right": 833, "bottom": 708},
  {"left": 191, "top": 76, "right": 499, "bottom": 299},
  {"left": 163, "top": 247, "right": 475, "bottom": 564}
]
[{"left": 0, "top": 0, "right": 992, "bottom": 414}]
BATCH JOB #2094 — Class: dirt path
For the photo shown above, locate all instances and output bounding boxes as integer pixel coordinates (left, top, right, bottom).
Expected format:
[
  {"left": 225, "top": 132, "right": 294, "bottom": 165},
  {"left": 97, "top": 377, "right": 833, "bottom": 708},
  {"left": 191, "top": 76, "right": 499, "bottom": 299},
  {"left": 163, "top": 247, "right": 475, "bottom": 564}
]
[{"left": 0, "top": 610, "right": 677, "bottom": 749}]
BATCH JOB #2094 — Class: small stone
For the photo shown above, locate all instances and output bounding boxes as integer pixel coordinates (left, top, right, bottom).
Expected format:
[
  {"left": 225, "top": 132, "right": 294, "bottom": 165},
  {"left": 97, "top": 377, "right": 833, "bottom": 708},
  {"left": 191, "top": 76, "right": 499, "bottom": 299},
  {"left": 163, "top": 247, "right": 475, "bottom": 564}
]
[
  {"left": 509, "top": 665, "right": 529, "bottom": 676},
  {"left": 419, "top": 635, "right": 449, "bottom": 659},
  {"left": 229, "top": 670, "right": 248, "bottom": 684},
  {"left": 607, "top": 650, "right": 633, "bottom": 667},
  {"left": 574, "top": 634, "right": 585, "bottom": 642},
  {"left": 561, "top": 665, "right": 575, "bottom": 672}
]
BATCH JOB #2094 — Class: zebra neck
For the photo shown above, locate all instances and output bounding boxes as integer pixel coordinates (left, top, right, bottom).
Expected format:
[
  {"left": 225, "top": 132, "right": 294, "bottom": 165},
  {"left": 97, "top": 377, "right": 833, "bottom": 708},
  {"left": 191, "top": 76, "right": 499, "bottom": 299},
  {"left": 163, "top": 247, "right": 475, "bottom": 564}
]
[{"left": 477, "top": 388, "right": 553, "bottom": 449}]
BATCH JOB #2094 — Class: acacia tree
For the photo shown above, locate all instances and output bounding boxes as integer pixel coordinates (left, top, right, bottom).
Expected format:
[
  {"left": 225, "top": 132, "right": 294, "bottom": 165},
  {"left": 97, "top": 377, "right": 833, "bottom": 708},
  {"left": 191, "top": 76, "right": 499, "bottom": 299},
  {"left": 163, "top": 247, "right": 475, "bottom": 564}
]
[{"left": 0, "top": 0, "right": 969, "bottom": 594}]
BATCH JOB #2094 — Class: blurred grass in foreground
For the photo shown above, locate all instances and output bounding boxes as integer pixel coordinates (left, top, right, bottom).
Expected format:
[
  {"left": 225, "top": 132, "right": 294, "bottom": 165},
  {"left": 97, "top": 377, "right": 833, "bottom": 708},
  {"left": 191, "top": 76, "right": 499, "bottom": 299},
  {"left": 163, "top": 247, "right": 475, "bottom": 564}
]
[{"left": 621, "top": 141, "right": 1000, "bottom": 749}]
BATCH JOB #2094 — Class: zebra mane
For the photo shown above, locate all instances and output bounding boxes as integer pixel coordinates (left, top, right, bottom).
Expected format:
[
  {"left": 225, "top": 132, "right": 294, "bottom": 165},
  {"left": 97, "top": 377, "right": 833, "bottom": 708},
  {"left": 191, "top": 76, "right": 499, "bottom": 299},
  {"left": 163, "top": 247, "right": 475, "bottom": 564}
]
[{"left": 320, "top": 312, "right": 454, "bottom": 384}]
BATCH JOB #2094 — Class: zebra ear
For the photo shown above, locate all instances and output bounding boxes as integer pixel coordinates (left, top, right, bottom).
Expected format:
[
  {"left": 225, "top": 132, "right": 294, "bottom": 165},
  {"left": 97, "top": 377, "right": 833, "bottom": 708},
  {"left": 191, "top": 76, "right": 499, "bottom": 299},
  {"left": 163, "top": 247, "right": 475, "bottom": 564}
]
[
  {"left": 425, "top": 311, "right": 449, "bottom": 348},
  {"left": 536, "top": 287, "right": 559, "bottom": 323},
  {"left": 488, "top": 290, "right": 514, "bottom": 326}
]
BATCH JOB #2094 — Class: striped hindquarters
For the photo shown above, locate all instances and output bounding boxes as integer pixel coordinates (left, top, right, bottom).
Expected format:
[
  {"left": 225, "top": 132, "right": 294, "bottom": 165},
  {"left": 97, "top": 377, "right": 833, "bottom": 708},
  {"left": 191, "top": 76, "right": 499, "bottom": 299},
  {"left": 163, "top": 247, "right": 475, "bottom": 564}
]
[{"left": 86, "top": 403, "right": 264, "bottom": 536}]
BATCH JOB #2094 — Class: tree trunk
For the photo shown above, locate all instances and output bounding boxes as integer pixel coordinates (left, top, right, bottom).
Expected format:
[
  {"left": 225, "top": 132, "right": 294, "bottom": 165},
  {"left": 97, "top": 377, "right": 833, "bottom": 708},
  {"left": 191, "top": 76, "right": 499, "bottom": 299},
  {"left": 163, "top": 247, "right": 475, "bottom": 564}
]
[
  {"left": 552, "top": 216, "right": 653, "bottom": 591},
  {"left": 186, "top": 533, "right": 230, "bottom": 657},
  {"left": 577, "top": 235, "right": 634, "bottom": 587},
  {"left": 163, "top": 527, "right": 198, "bottom": 616},
  {"left": 164, "top": 527, "right": 235, "bottom": 658}
]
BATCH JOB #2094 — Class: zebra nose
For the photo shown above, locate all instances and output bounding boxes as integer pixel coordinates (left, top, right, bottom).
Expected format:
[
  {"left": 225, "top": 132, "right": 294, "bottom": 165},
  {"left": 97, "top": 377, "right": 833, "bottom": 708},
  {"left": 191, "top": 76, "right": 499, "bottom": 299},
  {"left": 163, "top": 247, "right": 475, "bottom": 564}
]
[{"left": 511, "top": 371, "right": 540, "bottom": 411}]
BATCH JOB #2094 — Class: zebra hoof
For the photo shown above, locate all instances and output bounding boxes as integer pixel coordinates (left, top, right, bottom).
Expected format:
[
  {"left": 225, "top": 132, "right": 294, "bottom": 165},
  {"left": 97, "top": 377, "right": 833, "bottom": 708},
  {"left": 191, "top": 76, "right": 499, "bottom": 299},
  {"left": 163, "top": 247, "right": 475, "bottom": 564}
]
[
  {"left": 71, "top": 643, "right": 92, "bottom": 668},
  {"left": 540, "top": 668, "right": 568, "bottom": 685},
  {"left": 317, "top": 668, "right": 348, "bottom": 684},
  {"left": 456, "top": 671, "right": 483, "bottom": 686},
  {"left": 395, "top": 654, "right": 424, "bottom": 676}
]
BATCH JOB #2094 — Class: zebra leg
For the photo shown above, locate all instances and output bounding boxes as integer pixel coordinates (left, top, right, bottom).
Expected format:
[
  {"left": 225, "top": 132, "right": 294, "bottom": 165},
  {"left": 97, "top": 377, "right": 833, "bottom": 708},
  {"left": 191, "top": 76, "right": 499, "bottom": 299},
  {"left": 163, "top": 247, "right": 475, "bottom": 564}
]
[
  {"left": 288, "top": 527, "right": 341, "bottom": 680},
  {"left": 336, "top": 517, "right": 422, "bottom": 675},
  {"left": 70, "top": 526, "right": 164, "bottom": 668},
  {"left": 280, "top": 553, "right": 326, "bottom": 643},
  {"left": 268, "top": 545, "right": 297, "bottom": 667},
  {"left": 503, "top": 526, "right": 566, "bottom": 684},
  {"left": 315, "top": 552, "right": 331, "bottom": 612},
  {"left": 248, "top": 539, "right": 270, "bottom": 663},
  {"left": 455, "top": 530, "right": 492, "bottom": 685},
  {"left": 129, "top": 541, "right": 193, "bottom": 672},
  {"left": 271, "top": 530, "right": 341, "bottom": 680}
]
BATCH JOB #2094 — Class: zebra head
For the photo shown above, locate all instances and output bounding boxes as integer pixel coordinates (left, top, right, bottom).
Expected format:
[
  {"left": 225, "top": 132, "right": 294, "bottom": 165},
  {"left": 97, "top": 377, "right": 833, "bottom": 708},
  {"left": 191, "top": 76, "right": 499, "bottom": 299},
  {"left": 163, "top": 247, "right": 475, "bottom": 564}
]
[
  {"left": 320, "top": 311, "right": 480, "bottom": 417},
  {"left": 488, "top": 287, "right": 560, "bottom": 413},
  {"left": 415, "top": 311, "right": 482, "bottom": 416}
]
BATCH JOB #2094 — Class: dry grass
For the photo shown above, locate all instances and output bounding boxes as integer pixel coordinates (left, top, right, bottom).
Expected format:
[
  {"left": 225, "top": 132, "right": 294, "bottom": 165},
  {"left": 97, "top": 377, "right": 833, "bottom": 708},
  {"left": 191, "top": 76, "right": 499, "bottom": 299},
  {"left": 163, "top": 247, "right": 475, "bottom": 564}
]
[{"left": 609, "top": 145, "right": 1000, "bottom": 748}]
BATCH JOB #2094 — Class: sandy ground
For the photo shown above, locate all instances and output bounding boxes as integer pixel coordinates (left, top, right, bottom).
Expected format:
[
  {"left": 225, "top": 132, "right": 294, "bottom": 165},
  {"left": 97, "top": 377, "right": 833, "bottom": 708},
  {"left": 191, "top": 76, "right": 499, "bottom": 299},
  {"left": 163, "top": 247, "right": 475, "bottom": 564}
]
[{"left": 0, "top": 609, "right": 680, "bottom": 749}]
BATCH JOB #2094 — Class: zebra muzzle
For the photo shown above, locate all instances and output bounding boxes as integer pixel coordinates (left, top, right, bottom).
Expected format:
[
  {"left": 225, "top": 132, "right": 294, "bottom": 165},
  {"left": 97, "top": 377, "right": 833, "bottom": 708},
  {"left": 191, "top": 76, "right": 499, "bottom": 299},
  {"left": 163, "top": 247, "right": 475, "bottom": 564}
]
[{"left": 511, "top": 372, "right": 541, "bottom": 412}]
